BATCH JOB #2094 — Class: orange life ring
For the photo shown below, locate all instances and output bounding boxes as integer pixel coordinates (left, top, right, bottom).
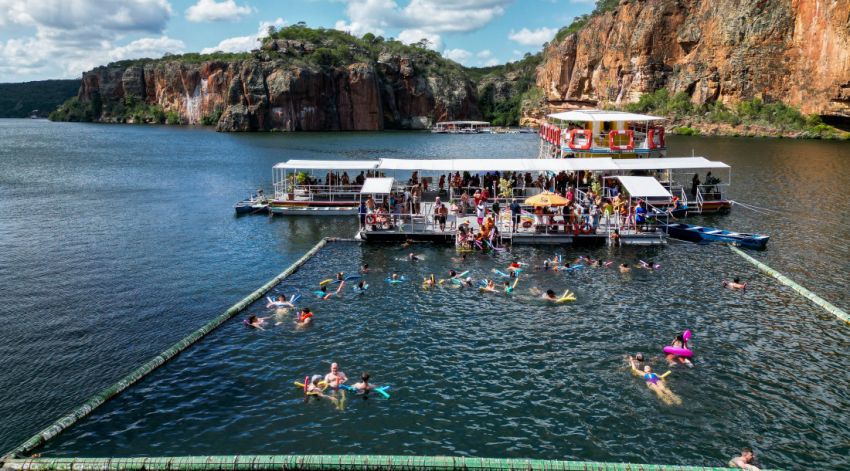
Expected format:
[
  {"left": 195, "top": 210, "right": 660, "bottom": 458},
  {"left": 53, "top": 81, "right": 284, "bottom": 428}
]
[
  {"left": 365, "top": 214, "right": 376, "bottom": 225},
  {"left": 568, "top": 129, "right": 593, "bottom": 150},
  {"left": 608, "top": 130, "right": 635, "bottom": 151},
  {"left": 648, "top": 126, "right": 665, "bottom": 149},
  {"left": 553, "top": 126, "right": 560, "bottom": 146}
]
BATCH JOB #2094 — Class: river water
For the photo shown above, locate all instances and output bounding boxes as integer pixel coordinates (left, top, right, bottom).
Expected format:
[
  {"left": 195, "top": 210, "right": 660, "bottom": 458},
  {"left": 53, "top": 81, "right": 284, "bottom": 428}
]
[{"left": 0, "top": 120, "right": 848, "bottom": 469}]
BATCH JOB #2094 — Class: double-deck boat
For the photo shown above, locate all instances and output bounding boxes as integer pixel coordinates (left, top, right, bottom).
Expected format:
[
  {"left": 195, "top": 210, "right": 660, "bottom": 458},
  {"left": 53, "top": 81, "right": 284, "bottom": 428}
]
[
  {"left": 537, "top": 109, "right": 732, "bottom": 214},
  {"left": 431, "top": 121, "right": 491, "bottom": 134}
]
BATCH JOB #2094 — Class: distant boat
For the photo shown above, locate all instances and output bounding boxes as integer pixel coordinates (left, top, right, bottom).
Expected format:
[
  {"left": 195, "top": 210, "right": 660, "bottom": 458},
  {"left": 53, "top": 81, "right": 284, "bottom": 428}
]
[{"left": 661, "top": 222, "right": 769, "bottom": 249}]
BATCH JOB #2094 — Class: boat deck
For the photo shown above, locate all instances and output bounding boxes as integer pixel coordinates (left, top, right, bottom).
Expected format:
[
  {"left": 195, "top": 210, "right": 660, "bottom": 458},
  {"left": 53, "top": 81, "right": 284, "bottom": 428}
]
[{"left": 358, "top": 203, "right": 667, "bottom": 246}]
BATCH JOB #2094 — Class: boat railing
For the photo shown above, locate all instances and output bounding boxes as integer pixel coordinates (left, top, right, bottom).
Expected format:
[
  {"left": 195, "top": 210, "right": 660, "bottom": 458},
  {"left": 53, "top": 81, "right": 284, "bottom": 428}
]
[
  {"left": 275, "top": 184, "right": 364, "bottom": 202},
  {"left": 359, "top": 205, "right": 457, "bottom": 234}
]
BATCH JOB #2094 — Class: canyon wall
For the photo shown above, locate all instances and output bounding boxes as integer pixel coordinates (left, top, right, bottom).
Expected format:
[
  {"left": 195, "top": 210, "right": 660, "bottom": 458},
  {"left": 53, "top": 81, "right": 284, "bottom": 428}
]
[{"left": 536, "top": 0, "right": 850, "bottom": 120}]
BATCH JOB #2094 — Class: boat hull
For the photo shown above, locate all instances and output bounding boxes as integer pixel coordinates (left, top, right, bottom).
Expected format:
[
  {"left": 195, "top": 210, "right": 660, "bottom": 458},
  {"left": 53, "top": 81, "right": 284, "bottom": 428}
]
[
  {"left": 270, "top": 201, "right": 358, "bottom": 216},
  {"left": 663, "top": 223, "right": 769, "bottom": 249}
]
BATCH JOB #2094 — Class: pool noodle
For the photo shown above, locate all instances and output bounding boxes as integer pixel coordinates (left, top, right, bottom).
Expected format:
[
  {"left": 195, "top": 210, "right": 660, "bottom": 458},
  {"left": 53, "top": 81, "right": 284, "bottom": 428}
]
[
  {"left": 290, "top": 294, "right": 300, "bottom": 304},
  {"left": 319, "top": 279, "right": 333, "bottom": 286},
  {"left": 494, "top": 269, "right": 510, "bottom": 278},
  {"left": 345, "top": 275, "right": 361, "bottom": 281},
  {"left": 660, "top": 371, "right": 672, "bottom": 379}
]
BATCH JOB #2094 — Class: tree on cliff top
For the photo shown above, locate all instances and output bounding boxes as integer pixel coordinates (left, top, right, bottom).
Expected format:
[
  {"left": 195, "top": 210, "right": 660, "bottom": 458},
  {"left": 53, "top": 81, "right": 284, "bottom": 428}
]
[{"left": 553, "top": 0, "right": 620, "bottom": 44}]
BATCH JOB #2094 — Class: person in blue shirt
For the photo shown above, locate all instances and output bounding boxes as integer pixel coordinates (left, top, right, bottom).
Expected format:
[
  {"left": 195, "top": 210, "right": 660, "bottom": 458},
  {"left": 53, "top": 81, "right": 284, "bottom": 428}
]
[
  {"left": 635, "top": 200, "right": 647, "bottom": 232},
  {"left": 510, "top": 199, "right": 522, "bottom": 232}
]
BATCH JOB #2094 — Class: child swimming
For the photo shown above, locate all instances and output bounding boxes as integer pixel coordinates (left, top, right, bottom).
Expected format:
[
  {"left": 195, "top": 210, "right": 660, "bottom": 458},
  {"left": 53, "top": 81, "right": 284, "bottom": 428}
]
[
  {"left": 245, "top": 314, "right": 268, "bottom": 330},
  {"left": 628, "top": 357, "right": 681, "bottom": 405},
  {"left": 296, "top": 308, "right": 313, "bottom": 328}
]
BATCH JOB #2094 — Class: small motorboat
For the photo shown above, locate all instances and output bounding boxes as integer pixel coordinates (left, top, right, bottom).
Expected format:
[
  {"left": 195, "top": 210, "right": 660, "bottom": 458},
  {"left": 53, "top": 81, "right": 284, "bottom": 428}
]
[
  {"left": 661, "top": 223, "right": 769, "bottom": 249},
  {"left": 234, "top": 195, "right": 269, "bottom": 215}
]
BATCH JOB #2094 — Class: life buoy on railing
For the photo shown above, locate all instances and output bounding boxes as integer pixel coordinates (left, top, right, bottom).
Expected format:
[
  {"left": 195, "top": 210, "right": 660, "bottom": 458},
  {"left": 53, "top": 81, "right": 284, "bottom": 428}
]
[
  {"left": 553, "top": 126, "right": 560, "bottom": 146},
  {"left": 609, "top": 130, "right": 635, "bottom": 151},
  {"left": 648, "top": 126, "right": 665, "bottom": 149},
  {"left": 568, "top": 129, "right": 593, "bottom": 150},
  {"left": 365, "top": 214, "right": 376, "bottom": 225}
]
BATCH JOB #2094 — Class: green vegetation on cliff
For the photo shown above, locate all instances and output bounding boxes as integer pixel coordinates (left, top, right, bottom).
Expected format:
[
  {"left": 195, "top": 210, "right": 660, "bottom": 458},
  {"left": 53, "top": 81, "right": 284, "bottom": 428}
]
[
  {"left": 625, "top": 88, "right": 848, "bottom": 139},
  {"left": 553, "top": 0, "right": 619, "bottom": 43},
  {"left": 475, "top": 52, "right": 543, "bottom": 126},
  {"left": 0, "top": 80, "right": 79, "bottom": 118}
]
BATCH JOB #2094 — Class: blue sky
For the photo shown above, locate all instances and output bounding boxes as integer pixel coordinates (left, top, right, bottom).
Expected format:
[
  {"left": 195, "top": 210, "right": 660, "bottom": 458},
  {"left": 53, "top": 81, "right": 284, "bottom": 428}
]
[{"left": 0, "top": 0, "right": 595, "bottom": 83}]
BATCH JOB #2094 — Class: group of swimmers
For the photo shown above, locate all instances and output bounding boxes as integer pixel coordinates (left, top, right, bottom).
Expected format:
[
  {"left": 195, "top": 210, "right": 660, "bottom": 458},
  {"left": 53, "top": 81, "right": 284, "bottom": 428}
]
[{"left": 300, "top": 362, "right": 386, "bottom": 409}]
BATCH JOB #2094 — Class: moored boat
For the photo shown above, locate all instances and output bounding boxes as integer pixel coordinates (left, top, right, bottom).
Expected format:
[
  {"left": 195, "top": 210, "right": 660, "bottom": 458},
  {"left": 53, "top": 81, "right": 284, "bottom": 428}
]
[
  {"left": 661, "top": 222, "right": 769, "bottom": 249},
  {"left": 234, "top": 193, "right": 269, "bottom": 215}
]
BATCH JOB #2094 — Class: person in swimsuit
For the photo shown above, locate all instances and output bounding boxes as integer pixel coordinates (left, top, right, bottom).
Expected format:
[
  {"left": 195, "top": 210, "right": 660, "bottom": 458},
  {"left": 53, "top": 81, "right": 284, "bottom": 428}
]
[
  {"left": 619, "top": 263, "right": 631, "bottom": 273},
  {"left": 424, "top": 274, "right": 436, "bottom": 288},
  {"left": 324, "top": 362, "right": 348, "bottom": 390},
  {"left": 245, "top": 314, "right": 268, "bottom": 330},
  {"left": 724, "top": 277, "right": 748, "bottom": 290},
  {"left": 361, "top": 264, "right": 369, "bottom": 273},
  {"left": 728, "top": 447, "right": 760, "bottom": 470},
  {"left": 481, "top": 279, "right": 497, "bottom": 293},
  {"left": 666, "top": 334, "right": 694, "bottom": 367},
  {"left": 627, "top": 358, "right": 681, "bottom": 405},
  {"left": 351, "top": 372, "right": 382, "bottom": 398},
  {"left": 296, "top": 308, "right": 313, "bottom": 327},
  {"left": 355, "top": 280, "right": 367, "bottom": 292},
  {"left": 305, "top": 374, "right": 339, "bottom": 406},
  {"left": 266, "top": 295, "right": 293, "bottom": 309},
  {"left": 408, "top": 253, "right": 420, "bottom": 262}
]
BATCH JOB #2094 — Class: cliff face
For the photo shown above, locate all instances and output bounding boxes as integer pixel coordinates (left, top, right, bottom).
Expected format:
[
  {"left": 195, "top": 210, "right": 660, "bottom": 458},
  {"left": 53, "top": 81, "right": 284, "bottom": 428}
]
[
  {"left": 536, "top": 0, "right": 850, "bottom": 120},
  {"left": 77, "top": 44, "right": 479, "bottom": 131}
]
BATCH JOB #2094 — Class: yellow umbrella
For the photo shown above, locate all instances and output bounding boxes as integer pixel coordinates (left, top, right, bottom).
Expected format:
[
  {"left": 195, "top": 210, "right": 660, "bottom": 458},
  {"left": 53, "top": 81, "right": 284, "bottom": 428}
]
[{"left": 524, "top": 191, "right": 569, "bottom": 207}]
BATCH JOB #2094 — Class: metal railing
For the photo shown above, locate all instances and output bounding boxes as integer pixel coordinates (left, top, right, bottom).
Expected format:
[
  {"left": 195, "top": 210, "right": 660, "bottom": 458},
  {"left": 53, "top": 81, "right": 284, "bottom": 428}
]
[{"left": 274, "top": 184, "right": 363, "bottom": 202}]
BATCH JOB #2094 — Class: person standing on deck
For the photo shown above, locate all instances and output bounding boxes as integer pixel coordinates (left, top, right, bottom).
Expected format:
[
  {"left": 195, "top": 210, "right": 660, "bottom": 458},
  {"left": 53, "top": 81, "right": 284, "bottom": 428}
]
[
  {"left": 476, "top": 200, "right": 487, "bottom": 227},
  {"left": 691, "top": 173, "right": 700, "bottom": 198},
  {"left": 510, "top": 199, "right": 522, "bottom": 232},
  {"left": 433, "top": 197, "right": 448, "bottom": 231}
]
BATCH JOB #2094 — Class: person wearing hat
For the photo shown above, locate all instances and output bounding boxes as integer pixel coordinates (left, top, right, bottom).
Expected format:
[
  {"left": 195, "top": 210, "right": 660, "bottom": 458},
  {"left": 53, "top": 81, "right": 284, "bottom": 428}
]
[{"left": 433, "top": 196, "right": 448, "bottom": 231}]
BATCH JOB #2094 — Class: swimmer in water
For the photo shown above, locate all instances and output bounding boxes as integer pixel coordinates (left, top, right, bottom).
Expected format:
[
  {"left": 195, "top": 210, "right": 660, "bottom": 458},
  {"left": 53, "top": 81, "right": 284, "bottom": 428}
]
[
  {"left": 639, "top": 260, "right": 660, "bottom": 270},
  {"left": 355, "top": 280, "right": 367, "bottom": 292},
  {"left": 408, "top": 252, "right": 420, "bottom": 262},
  {"left": 666, "top": 334, "right": 694, "bottom": 367},
  {"left": 266, "top": 295, "right": 293, "bottom": 309},
  {"left": 401, "top": 238, "right": 414, "bottom": 249},
  {"left": 324, "top": 362, "right": 349, "bottom": 390},
  {"left": 480, "top": 279, "right": 497, "bottom": 293},
  {"left": 296, "top": 307, "right": 313, "bottom": 328},
  {"left": 245, "top": 314, "right": 268, "bottom": 330},
  {"left": 317, "top": 285, "right": 333, "bottom": 300},
  {"left": 361, "top": 264, "right": 369, "bottom": 273},
  {"left": 729, "top": 447, "right": 760, "bottom": 471},
  {"left": 507, "top": 262, "right": 522, "bottom": 273},
  {"left": 542, "top": 259, "right": 551, "bottom": 271},
  {"left": 627, "top": 353, "right": 646, "bottom": 371},
  {"left": 305, "top": 374, "right": 339, "bottom": 405},
  {"left": 351, "top": 372, "right": 382, "bottom": 398},
  {"left": 530, "top": 288, "right": 558, "bottom": 301},
  {"left": 423, "top": 274, "right": 436, "bottom": 288},
  {"left": 619, "top": 263, "right": 631, "bottom": 273},
  {"left": 391, "top": 272, "right": 401, "bottom": 281},
  {"left": 723, "top": 277, "right": 748, "bottom": 290},
  {"left": 628, "top": 358, "right": 681, "bottom": 405},
  {"left": 448, "top": 269, "right": 458, "bottom": 279},
  {"left": 336, "top": 271, "right": 345, "bottom": 281}
]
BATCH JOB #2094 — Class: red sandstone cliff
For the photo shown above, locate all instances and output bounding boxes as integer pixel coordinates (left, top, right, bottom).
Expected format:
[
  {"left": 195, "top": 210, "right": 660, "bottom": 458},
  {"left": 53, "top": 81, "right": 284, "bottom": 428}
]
[
  {"left": 535, "top": 0, "right": 850, "bottom": 120},
  {"left": 77, "top": 43, "right": 479, "bottom": 131}
]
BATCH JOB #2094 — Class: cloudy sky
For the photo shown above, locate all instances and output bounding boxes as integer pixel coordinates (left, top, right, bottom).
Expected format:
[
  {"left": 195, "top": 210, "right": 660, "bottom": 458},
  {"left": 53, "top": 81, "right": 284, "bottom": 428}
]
[{"left": 0, "top": 0, "right": 595, "bottom": 83}]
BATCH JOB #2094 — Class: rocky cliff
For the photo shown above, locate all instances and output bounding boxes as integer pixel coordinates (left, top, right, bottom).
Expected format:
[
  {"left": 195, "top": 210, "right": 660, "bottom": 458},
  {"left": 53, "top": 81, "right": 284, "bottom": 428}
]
[
  {"left": 73, "top": 34, "right": 479, "bottom": 131},
  {"left": 535, "top": 0, "right": 850, "bottom": 122}
]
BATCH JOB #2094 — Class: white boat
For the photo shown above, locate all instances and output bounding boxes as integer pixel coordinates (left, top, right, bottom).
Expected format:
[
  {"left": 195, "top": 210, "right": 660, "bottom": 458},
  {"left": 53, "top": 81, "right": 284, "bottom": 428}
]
[{"left": 270, "top": 160, "right": 378, "bottom": 216}]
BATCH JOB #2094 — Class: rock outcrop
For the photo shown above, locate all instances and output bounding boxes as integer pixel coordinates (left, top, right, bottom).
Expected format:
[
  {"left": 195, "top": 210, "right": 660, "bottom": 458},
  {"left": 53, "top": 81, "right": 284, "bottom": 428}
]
[
  {"left": 76, "top": 49, "right": 479, "bottom": 131},
  {"left": 535, "top": 0, "right": 850, "bottom": 120}
]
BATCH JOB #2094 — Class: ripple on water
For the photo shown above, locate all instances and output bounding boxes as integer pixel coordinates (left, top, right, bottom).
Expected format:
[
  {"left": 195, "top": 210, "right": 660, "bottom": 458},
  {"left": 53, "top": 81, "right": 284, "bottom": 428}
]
[{"left": 37, "top": 242, "right": 850, "bottom": 469}]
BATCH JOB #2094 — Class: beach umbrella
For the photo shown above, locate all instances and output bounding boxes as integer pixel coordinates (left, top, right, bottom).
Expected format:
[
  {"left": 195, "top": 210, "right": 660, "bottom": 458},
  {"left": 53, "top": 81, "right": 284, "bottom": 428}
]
[{"left": 524, "top": 191, "right": 569, "bottom": 207}]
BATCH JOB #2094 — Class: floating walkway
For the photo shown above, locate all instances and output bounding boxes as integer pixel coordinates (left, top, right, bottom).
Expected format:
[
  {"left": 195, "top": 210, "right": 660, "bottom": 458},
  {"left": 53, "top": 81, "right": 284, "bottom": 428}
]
[
  {"left": 729, "top": 246, "right": 849, "bottom": 324},
  {"left": 0, "top": 455, "right": 776, "bottom": 471}
]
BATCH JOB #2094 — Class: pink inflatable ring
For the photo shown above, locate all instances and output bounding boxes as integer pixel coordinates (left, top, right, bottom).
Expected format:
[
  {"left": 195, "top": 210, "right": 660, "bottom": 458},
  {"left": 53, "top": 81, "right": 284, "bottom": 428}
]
[{"left": 663, "top": 346, "right": 693, "bottom": 358}]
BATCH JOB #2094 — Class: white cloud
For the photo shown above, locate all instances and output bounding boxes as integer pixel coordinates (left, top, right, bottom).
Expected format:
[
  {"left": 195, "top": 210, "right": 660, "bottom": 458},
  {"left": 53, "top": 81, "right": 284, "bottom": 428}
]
[
  {"left": 0, "top": 0, "right": 175, "bottom": 80},
  {"left": 397, "top": 28, "right": 442, "bottom": 50},
  {"left": 185, "top": 0, "right": 254, "bottom": 23},
  {"left": 443, "top": 48, "right": 471, "bottom": 63},
  {"left": 483, "top": 57, "right": 500, "bottom": 66},
  {"left": 201, "top": 18, "right": 285, "bottom": 54},
  {"left": 108, "top": 36, "right": 185, "bottom": 61},
  {"left": 476, "top": 49, "right": 492, "bottom": 58},
  {"left": 508, "top": 26, "right": 557, "bottom": 46},
  {"left": 334, "top": 0, "right": 512, "bottom": 40}
]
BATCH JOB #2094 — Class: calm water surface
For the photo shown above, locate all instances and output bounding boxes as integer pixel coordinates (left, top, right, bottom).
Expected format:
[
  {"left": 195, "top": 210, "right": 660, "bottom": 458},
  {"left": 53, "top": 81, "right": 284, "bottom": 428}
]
[{"left": 0, "top": 120, "right": 848, "bottom": 469}]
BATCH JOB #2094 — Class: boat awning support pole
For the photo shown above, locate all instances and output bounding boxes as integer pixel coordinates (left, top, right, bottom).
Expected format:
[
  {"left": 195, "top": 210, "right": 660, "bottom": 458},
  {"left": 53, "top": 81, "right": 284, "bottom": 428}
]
[{"left": 728, "top": 245, "right": 849, "bottom": 325}]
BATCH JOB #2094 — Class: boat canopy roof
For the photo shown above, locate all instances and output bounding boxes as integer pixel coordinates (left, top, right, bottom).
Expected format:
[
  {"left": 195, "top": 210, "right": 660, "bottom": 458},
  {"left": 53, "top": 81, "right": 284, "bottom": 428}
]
[
  {"left": 273, "top": 160, "right": 379, "bottom": 170},
  {"left": 547, "top": 109, "right": 665, "bottom": 123},
  {"left": 360, "top": 177, "right": 394, "bottom": 194},
  {"left": 613, "top": 157, "right": 730, "bottom": 170},
  {"left": 273, "top": 157, "right": 728, "bottom": 173},
  {"left": 434, "top": 121, "right": 490, "bottom": 125},
  {"left": 614, "top": 176, "right": 673, "bottom": 198}
]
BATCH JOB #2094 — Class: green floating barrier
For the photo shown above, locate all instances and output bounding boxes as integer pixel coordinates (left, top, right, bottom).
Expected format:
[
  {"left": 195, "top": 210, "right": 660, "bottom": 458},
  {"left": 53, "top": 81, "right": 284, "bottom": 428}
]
[
  {"left": 729, "top": 245, "right": 849, "bottom": 325},
  {"left": 2, "top": 238, "right": 353, "bottom": 461},
  {"left": 0, "top": 455, "right": 780, "bottom": 471}
]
